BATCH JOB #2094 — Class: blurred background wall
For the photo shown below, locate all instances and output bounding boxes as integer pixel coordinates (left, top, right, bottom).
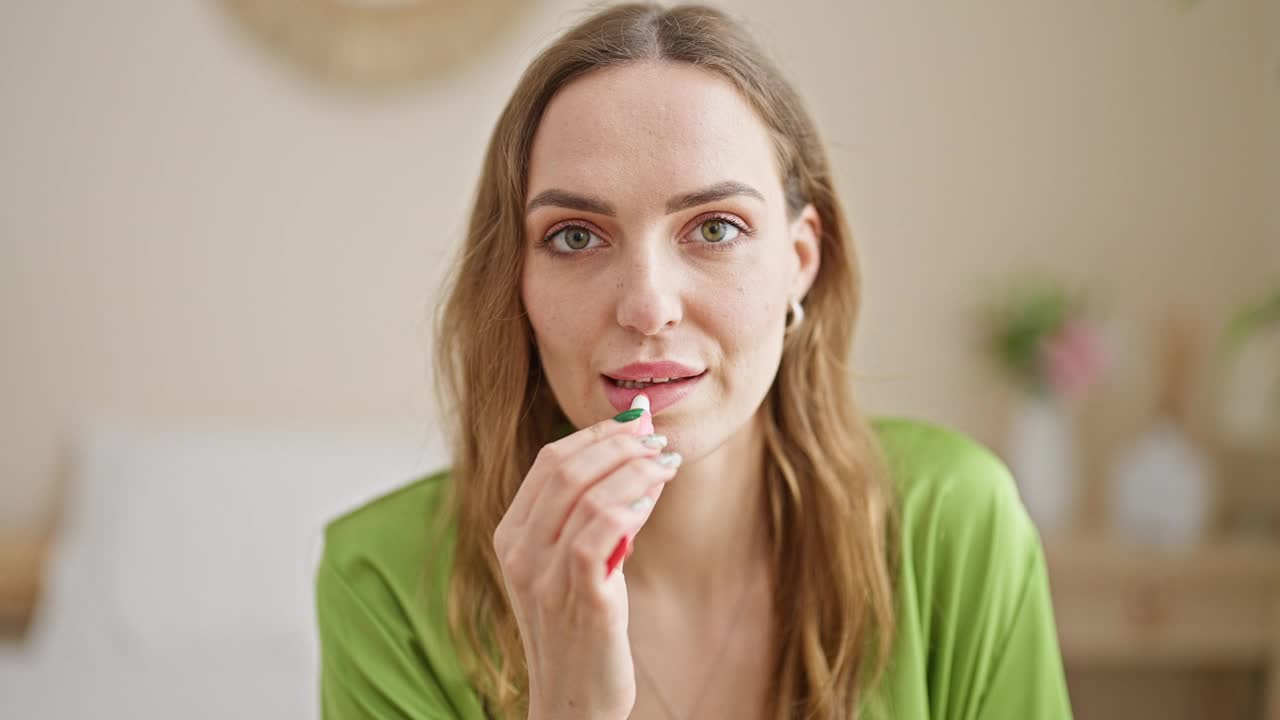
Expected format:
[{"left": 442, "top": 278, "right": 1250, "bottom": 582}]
[
  {"left": 2, "top": 1, "right": 1279, "bottom": 718},
  {"left": 4, "top": 0, "right": 1274, "bottom": 534}
]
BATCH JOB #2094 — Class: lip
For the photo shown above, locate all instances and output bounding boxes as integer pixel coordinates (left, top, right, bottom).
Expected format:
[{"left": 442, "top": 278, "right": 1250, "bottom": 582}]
[
  {"left": 601, "top": 370, "right": 707, "bottom": 414},
  {"left": 602, "top": 361, "right": 704, "bottom": 382}
]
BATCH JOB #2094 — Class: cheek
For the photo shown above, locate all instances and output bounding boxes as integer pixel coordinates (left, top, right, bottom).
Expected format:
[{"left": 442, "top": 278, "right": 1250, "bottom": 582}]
[
  {"left": 524, "top": 281, "right": 568, "bottom": 349},
  {"left": 522, "top": 270, "right": 600, "bottom": 370},
  {"left": 695, "top": 282, "right": 784, "bottom": 390},
  {"left": 710, "top": 260, "right": 787, "bottom": 346}
]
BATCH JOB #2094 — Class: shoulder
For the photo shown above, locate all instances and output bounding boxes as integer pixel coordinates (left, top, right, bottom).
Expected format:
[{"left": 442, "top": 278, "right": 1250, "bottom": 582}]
[
  {"left": 314, "top": 468, "right": 459, "bottom": 675},
  {"left": 317, "top": 468, "right": 455, "bottom": 624},
  {"left": 871, "top": 415, "right": 1017, "bottom": 504},
  {"left": 870, "top": 416, "right": 1030, "bottom": 550},
  {"left": 316, "top": 471, "right": 490, "bottom": 717},
  {"left": 869, "top": 415, "right": 1042, "bottom": 633},
  {"left": 870, "top": 415, "right": 1042, "bottom": 652},
  {"left": 867, "top": 418, "right": 1073, "bottom": 718},
  {"left": 322, "top": 468, "right": 453, "bottom": 572}
]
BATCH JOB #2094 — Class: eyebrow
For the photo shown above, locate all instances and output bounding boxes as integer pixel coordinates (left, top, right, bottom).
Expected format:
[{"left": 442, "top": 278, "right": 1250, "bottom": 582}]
[{"left": 524, "top": 180, "right": 766, "bottom": 217}]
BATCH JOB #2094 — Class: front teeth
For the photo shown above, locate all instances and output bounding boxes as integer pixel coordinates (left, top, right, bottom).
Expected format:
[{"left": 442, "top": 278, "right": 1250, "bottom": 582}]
[{"left": 616, "top": 377, "right": 677, "bottom": 389}]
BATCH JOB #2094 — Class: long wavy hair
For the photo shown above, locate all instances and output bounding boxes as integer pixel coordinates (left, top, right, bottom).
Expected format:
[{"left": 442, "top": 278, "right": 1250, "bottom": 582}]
[{"left": 433, "top": 3, "right": 897, "bottom": 718}]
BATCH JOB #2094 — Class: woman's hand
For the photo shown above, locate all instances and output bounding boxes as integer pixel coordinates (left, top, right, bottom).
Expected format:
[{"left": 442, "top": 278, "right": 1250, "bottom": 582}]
[{"left": 493, "top": 410, "right": 678, "bottom": 720}]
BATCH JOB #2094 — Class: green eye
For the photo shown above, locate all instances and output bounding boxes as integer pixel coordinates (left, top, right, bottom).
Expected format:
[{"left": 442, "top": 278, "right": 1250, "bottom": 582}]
[
  {"left": 563, "top": 227, "right": 591, "bottom": 250},
  {"left": 699, "top": 218, "right": 740, "bottom": 243},
  {"left": 547, "top": 225, "right": 601, "bottom": 253}
]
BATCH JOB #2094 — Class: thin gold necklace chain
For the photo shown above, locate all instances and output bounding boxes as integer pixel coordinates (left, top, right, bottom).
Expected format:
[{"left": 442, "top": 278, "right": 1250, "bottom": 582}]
[{"left": 628, "top": 557, "right": 760, "bottom": 720}]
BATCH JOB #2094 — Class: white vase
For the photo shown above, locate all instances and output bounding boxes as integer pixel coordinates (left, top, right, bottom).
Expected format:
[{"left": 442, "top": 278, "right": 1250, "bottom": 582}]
[
  {"left": 1110, "top": 417, "right": 1211, "bottom": 547},
  {"left": 1008, "top": 394, "right": 1077, "bottom": 536}
]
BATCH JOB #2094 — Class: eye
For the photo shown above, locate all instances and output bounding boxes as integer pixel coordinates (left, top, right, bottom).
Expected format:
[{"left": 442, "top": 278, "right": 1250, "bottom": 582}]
[
  {"left": 697, "top": 218, "right": 739, "bottom": 244},
  {"left": 546, "top": 224, "right": 605, "bottom": 253},
  {"left": 683, "top": 214, "right": 749, "bottom": 247}
]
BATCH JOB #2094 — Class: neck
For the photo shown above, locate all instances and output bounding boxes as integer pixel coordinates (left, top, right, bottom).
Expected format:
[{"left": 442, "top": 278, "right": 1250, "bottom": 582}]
[{"left": 622, "top": 410, "right": 771, "bottom": 604}]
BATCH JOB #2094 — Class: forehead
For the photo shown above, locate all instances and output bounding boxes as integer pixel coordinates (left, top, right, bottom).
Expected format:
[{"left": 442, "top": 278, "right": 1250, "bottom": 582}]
[{"left": 527, "top": 61, "right": 781, "bottom": 207}]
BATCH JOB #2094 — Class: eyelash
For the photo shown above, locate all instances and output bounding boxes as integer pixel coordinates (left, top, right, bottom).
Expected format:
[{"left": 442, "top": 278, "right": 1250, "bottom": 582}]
[{"left": 538, "top": 212, "right": 755, "bottom": 258}]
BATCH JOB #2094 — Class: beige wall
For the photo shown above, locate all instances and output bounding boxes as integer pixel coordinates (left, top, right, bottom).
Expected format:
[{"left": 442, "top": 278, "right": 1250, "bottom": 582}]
[
  {"left": 1270, "top": 0, "right": 1280, "bottom": 266},
  {"left": 2, "top": 0, "right": 1277, "bottom": 532}
]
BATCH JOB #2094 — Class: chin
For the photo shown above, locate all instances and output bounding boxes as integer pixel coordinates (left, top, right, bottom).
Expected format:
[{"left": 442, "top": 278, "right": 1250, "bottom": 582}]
[{"left": 652, "top": 411, "right": 729, "bottom": 464}]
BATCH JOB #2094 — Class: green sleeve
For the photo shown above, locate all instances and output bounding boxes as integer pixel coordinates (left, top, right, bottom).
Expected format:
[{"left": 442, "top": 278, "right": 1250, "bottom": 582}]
[
  {"left": 315, "top": 473, "right": 489, "bottom": 720},
  {"left": 868, "top": 418, "right": 1072, "bottom": 719},
  {"left": 974, "top": 549, "right": 1073, "bottom": 718},
  {"left": 316, "top": 554, "right": 457, "bottom": 719},
  {"left": 916, "top": 433, "right": 1074, "bottom": 720}
]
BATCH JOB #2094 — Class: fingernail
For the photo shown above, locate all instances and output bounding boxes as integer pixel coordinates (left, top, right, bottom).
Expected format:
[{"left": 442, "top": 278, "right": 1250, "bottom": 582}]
[
  {"left": 639, "top": 434, "right": 667, "bottom": 449},
  {"left": 627, "top": 496, "right": 655, "bottom": 513},
  {"left": 653, "top": 451, "right": 682, "bottom": 468},
  {"left": 613, "top": 408, "right": 644, "bottom": 423}
]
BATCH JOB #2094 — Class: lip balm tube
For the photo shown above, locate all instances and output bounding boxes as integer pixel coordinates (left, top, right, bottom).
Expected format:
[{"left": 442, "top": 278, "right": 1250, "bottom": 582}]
[
  {"left": 629, "top": 393, "right": 654, "bottom": 436},
  {"left": 606, "top": 394, "right": 652, "bottom": 577}
]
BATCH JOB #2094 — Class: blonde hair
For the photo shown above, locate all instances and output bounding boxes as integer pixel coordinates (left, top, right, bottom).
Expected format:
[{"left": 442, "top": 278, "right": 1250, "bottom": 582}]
[{"left": 434, "top": 3, "right": 897, "bottom": 717}]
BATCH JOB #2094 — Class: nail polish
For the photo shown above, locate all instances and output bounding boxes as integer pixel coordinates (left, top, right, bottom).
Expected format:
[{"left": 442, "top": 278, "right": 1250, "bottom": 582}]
[
  {"left": 640, "top": 434, "right": 668, "bottom": 449},
  {"left": 653, "top": 452, "right": 682, "bottom": 468},
  {"left": 628, "top": 496, "right": 655, "bottom": 512},
  {"left": 613, "top": 408, "right": 644, "bottom": 423}
]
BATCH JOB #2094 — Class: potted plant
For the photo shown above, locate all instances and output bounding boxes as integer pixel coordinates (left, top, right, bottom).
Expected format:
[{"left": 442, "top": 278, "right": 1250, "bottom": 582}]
[{"left": 985, "top": 278, "right": 1104, "bottom": 535}]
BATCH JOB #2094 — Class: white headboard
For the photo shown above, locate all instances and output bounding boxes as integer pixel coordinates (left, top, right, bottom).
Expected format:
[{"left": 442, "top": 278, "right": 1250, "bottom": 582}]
[{"left": 29, "top": 419, "right": 448, "bottom": 671}]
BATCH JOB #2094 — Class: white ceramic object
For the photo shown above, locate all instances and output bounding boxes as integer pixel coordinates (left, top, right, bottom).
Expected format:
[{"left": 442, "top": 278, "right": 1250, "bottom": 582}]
[
  {"left": 1008, "top": 394, "right": 1078, "bottom": 536},
  {"left": 1110, "top": 418, "right": 1211, "bottom": 546}
]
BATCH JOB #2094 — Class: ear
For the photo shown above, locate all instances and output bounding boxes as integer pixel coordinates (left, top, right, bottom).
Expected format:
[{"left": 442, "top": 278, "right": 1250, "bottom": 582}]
[{"left": 788, "top": 203, "right": 822, "bottom": 300}]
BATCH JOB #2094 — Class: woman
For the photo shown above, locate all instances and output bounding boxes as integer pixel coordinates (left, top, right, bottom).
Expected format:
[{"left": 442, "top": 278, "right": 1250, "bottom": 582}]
[{"left": 316, "top": 3, "right": 1073, "bottom": 719}]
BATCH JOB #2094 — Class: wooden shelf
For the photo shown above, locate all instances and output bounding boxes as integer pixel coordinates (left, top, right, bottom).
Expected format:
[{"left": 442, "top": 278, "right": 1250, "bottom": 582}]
[{"left": 1045, "top": 537, "right": 1280, "bottom": 717}]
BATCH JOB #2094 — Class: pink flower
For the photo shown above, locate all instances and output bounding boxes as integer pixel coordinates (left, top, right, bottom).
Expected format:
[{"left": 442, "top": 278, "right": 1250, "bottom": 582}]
[{"left": 1040, "top": 320, "right": 1102, "bottom": 398}]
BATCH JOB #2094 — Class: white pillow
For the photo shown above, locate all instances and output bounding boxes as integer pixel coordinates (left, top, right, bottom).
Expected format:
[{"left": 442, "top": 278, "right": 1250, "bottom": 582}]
[{"left": 30, "top": 419, "right": 449, "bottom": 665}]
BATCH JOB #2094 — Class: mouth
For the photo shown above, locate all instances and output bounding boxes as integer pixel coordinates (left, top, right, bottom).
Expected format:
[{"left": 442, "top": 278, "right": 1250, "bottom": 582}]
[
  {"left": 604, "top": 373, "right": 704, "bottom": 390},
  {"left": 600, "top": 369, "right": 708, "bottom": 415}
]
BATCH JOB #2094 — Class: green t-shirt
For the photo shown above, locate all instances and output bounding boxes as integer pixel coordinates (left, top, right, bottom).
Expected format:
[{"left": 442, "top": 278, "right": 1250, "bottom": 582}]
[{"left": 316, "top": 417, "right": 1073, "bottom": 718}]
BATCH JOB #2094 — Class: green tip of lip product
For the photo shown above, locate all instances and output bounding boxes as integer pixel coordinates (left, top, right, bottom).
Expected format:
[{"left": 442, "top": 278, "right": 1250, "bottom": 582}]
[
  {"left": 631, "top": 394, "right": 654, "bottom": 434},
  {"left": 613, "top": 408, "right": 644, "bottom": 423}
]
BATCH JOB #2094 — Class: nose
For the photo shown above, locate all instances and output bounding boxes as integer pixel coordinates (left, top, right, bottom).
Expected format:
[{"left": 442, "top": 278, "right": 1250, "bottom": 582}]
[{"left": 614, "top": 242, "right": 682, "bottom": 336}]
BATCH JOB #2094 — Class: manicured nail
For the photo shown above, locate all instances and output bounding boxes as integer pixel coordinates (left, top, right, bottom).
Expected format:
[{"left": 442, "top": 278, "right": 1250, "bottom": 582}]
[
  {"left": 628, "top": 496, "right": 655, "bottom": 513},
  {"left": 640, "top": 434, "right": 667, "bottom": 449},
  {"left": 613, "top": 408, "right": 644, "bottom": 423},
  {"left": 653, "top": 452, "right": 682, "bottom": 468}
]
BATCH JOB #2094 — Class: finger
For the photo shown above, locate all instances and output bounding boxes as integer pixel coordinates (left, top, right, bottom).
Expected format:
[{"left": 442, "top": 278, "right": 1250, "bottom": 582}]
[
  {"left": 555, "top": 454, "right": 677, "bottom": 548},
  {"left": 504, "top": 411, "right": 651, "bottom": 529},
  {"left": 524, "top": 432, "right": 665, "bottom": 545},
  {"left": 563, "top": 479, "right": 670, "bottom": 590}
]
